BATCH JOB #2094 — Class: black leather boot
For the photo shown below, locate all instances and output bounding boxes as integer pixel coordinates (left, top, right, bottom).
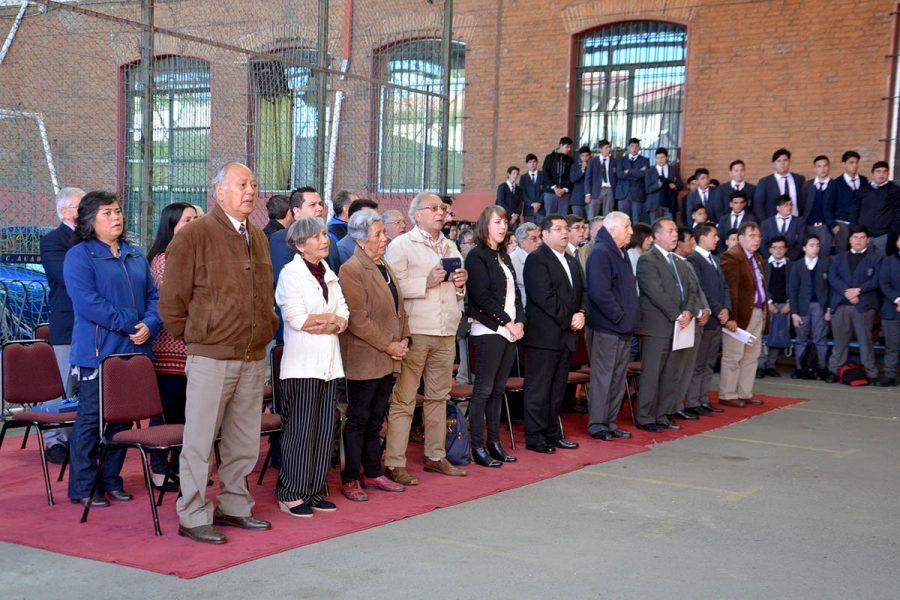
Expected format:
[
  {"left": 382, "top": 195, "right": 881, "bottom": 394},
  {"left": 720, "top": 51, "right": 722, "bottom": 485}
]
[
  {"left": 487, "top": 441, "right": 517, "bottom": 463},
  {"left": 472, "top": 447, "right": 502, "bottom": 468}
]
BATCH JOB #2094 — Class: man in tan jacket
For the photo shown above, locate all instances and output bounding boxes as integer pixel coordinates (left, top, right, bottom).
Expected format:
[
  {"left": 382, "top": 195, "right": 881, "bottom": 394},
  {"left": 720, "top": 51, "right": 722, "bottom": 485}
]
[
  {"left": 383, "top": 192, "right": 469, "bottom": 484},
  {"left": 159, "top": 162, "right": 278, "bottom": 544}
]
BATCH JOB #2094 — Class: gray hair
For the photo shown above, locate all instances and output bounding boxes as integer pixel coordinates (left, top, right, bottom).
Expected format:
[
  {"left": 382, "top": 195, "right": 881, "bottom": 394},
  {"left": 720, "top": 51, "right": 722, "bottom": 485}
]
[
  {"left": 407, "top": 191, "right": 441, "bottom": 224},
  {"left": 514, "top": 221, "right": 540, "bottom": 243},
  {"left": 348, "top": 208, "right": 381, "bottom": 243},
  {"left": 286, "top": 217, "right": 326, "bottom": 248},
  {"left": 209, "top": 162, "right": 251, "bottom": 201},
  {"left": 603, "top": 211, "right": 630, "bottom": 231},
  {"left": 381, "top": 209, "right": 403, "bottom": 224},
  {"left": 55, "top": 187, "right": 85, "bottom": 220}
]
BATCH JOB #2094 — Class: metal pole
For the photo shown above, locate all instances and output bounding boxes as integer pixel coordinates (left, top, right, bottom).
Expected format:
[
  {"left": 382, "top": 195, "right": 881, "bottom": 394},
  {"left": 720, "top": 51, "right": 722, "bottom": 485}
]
[
  {"left": 315, "top": 0, "right": 329, "bottom": 198},
  {"left": 438, "top": 0, "right": 453, "bottom": 197},
  {"left": 139, "top": 0, "right": 155, "bottom": 249}
]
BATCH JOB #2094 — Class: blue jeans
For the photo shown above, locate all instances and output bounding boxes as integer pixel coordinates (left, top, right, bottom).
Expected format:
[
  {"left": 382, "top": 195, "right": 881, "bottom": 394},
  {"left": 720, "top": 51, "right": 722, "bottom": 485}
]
[{"left": 67, "top": 376, "right": 128, "bottom": 499}]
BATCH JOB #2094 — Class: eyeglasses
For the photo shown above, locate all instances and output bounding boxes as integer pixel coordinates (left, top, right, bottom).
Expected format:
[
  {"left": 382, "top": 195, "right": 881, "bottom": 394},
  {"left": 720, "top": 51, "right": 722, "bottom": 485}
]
[
  {"left": 416, "top": 205, "right": 448, "bottom": 214},
  {"left": 548, "top": 226, "right": 567, "bottom": 232}
]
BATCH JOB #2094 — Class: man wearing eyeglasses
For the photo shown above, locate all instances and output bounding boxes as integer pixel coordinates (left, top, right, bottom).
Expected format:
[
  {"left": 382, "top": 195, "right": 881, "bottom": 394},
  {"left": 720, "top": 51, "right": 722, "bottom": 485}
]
[{"left": 384, "top": 192, "right": 469, "bottom": 484}]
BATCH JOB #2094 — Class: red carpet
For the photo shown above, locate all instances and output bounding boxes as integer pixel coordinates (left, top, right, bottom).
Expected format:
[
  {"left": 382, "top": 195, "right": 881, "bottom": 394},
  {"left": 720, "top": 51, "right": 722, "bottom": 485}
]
[{"left": 0, "top": 393, "right": 804, "bottom": 578}]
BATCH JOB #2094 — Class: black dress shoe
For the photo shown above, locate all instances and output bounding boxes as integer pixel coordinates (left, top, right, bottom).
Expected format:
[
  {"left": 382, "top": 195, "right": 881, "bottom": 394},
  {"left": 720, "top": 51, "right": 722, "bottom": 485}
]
[
  {"left": 525, "top": 442, "right": 556, "bottom": 454},
  {"left": 547, "top": 438, "right": 579, "bottom": 450},
  {"left": 472, "top": 447, "right": 502, "bottom": 468},
  {"left": 764, "top": 367, "right": 781, "bottom": 377},
  {"left": 877, "top": 377, "right": 897, "bottom": 387},
  {"left": 106, "top": 489, "right": 133, "bottom": 502},
  {"left": 818, "top": 369, "right": 831, "bottom": 381},
  {"left": 589, "top": 430, "right": 615, "bottom": 441},
  {"left": 701, "top": 402, "right": 724, "bottom": 413},
  {"left": 70, "top": 496, "right": 109, "bottom": 508},
  {"left": 791, "top": 369, "right": 803, "bottom": 379},
  {"left": 825, "top": 372, "right": 839, "bottom": 383},
  {"left": 636, "top": 423, "right": 661, "bottom": 432},
  {"left": 669, "top": 410, "right": 698, "bottom": 420},
  {"left": 683, "top": 407, "right": 706, "bottom": 418},
  {"left": 213, "top": 509, "right": 271, "bottom": 530},
  {"left": 610, "top": 429, "right": 632, "bottom": 439},
  {"left": 755, "top": 368, "right": 765, "bottom": 379},
  {"left": 658, "top": 421, "right": 682, "bottom": 430},
  {"left": 487, "top": 441, "right": 517, "bottom": 463}
]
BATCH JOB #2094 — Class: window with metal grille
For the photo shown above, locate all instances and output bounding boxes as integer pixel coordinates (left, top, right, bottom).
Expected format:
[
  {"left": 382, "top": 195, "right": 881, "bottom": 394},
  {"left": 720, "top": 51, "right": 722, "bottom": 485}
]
[
  {"left": 123, "top": 56, "right": 211, "bottom": 234},
  {"left": 574, "top": 22, "right": 686, "bottom": 161},
  {"left": 249, "top": 48, "right": 329, "bottom": 192},
  {"left": 375, "top": 39, "right": 465, "bottom": 194}
]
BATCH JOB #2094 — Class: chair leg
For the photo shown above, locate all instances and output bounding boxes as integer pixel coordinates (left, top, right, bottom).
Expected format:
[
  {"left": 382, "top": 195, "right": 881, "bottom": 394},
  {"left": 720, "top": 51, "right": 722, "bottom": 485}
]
[
  {"left": 137, "top": 448, "right": 162, "bottom": 536},
  {"left": 257, "top": 440, "right": 274, "bottom": 486},
  {"left": 503, "top": 393, "right": 515, "bottom": 450},
  {"left": 81, "top": 444, "right": 108, "bottom": 524},
  {"left": 58, "top": 442, "right": 70, "bottom": 482},
  {"left": 35, "top": 426, "right": 54, "bottom": 506},
  {"left": 156, "top": 449, "right": 178, "bottom": 506},
  {"left": 20, "top": 424, "right": 31, "bottom": 449},
  {"left": 0, "top": 421, "right": 11, "bottom": 453}
]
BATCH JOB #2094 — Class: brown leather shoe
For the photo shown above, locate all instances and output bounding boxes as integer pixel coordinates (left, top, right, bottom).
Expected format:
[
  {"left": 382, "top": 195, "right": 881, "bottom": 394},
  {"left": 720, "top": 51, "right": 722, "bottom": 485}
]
[
  {"left": 741, "top": 397, "right": 764, "bottom": 406},
  {"left": 719, "top": 398, "right": 746, "bottom": 408},
  {"left": 362, "top": 474, "right": 406, "bottom": 492},
  {"left": 385, "top": 466, "right": 419, "bottom": 486},
  {"left": 178, "top": 524, "right": 227, "bottom": 544},
  {"left": 424, "top": 458, "right": 469, "bottom": 477},
  {"left": 213, "top": 509, "right": 271, "bottom": 530}
]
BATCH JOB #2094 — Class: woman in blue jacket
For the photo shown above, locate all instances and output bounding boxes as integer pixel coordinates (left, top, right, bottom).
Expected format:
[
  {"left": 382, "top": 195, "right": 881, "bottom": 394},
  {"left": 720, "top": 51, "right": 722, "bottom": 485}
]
[{"left": 63, "top": 191, "right": 162, "bottom": 507}]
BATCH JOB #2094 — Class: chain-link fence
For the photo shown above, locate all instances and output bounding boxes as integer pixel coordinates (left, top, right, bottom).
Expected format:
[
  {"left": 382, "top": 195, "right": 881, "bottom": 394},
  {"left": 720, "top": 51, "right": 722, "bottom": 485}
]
[{"left": 0, "top": 0, "right": 460, "bottom": 340}]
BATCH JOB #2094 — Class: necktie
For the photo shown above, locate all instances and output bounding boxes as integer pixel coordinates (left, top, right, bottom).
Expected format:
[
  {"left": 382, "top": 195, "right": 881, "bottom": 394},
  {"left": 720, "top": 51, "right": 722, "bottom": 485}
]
[
  {"left": 732, "top": 215, "right": 738, "bottom": 230},
  {"left": 602, "top": 159, "right": 608, "bottom": 183},
  {"left": 750, "top": 255, "right": 764, "bottom": 306},
  {"left": 701, "top": 190, "right": 707, "bottom": 206},
  {"left": 238, "top": 222, "right": 250, "bottom": 248},
  {"left": 708, "top": 254, "right": 717, "bottom": 270},
  {"left": 666, "top": 252, "right": 684, "bottom": 307},
  {"left": 531, "top": 172, "right": 536, "bottom": 184},
  {"left": 782, "top": 176, "right": 790, "bottom": 197},
  {"left": 779, "top": 218, "right": 787, "bottom": 234},
  {"left": 817, "top": 182, "right": 824, "bottom": 192},
  {"left": 851, "top": 178, "right": 858, "bottom": 191}
]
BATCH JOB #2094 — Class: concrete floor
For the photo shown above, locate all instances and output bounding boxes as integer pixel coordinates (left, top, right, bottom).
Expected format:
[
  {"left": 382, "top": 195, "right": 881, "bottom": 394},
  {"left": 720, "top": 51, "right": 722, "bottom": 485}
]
[{"left": 2, "top": 374, "right": 898, "bottom": 600}]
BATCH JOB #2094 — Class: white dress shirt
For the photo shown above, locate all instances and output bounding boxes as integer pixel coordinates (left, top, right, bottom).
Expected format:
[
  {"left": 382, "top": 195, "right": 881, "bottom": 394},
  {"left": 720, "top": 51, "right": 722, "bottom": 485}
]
[{"left": 551, "top": 246, "right": 573, "bottom": 286}]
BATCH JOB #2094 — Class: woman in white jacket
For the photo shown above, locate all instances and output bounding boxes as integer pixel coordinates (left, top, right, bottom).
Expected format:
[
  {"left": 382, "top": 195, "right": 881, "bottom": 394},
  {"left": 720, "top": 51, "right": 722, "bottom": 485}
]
[{"left": 275, "top": 217, "right": 349, "bottom": 518}]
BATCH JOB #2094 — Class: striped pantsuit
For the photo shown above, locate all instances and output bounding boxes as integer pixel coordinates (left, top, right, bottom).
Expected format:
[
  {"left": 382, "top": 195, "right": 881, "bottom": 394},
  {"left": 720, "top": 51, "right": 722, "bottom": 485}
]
[{"left": 277, "top": 377, "right": 338, "bottom": 504}]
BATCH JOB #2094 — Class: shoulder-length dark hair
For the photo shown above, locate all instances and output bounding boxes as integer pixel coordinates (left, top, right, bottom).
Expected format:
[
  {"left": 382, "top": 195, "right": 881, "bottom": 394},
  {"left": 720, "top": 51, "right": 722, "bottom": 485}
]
[
  {"left": 147, "top": 202, "right": 196, "bottom": 263},
  {"left": 473, "top": 205, "right": 508, "bottom": 249},
  {"left": 74, "top": 191, "right": 127, "bottom": 244}
]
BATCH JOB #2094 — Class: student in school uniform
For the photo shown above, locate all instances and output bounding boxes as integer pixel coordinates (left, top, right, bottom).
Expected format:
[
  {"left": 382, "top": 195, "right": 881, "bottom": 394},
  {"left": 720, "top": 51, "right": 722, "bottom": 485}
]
[{"left": 788, "top": 234, "right": 831, "bottom": 379}]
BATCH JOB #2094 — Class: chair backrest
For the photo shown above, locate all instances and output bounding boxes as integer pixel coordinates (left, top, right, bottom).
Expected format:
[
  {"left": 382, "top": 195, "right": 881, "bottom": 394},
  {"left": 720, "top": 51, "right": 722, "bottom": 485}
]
[
  {"left": 270, "top": 343, "right": 284, "bottom": 414},
  {"left": 34, "top": 323, "right": 51, "bottom": 341},
  {"left": 100, "top": 354, "right": 163, "bottom": 425},
  {"left": 1, "top": 340, "right": 66, "bottom": 405}
]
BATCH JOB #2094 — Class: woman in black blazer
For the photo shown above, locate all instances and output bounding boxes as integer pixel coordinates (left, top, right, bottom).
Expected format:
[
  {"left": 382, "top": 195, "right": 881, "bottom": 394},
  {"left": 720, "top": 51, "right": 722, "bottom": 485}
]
[{"left": 464, "top": 205, "right": 526, "bottom": 467}]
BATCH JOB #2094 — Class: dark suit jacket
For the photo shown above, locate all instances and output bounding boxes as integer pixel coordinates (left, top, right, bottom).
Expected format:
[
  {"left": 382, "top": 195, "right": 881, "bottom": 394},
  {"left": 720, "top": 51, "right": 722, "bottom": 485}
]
[
  {"left": 586, "top": 228, "right": 639, "bottom": 336},
  {"left": 523, "top": 244, "right": 585, "bottom": 351},
  {"left": 644, "top": 164, "right": 683, "bottom": 213},
  {"left": 851, "top": 182, "right": 900, "bottom": 238},
  {"left": 753, "top": 173, "right": 806, "bottom": 221},
  {"left": 496, "top": 182, "right": 523, "bottom": 221},
  {"left": 615, "top": 155, "right": 650, "bottom": 202},
  {"left": 584, "top": 155, "right": 617, "bottom": 199},
  {"left": 684, "top": 188, "right": 715, "bottom": 227},
  {"left": 636, "top": 246, "right": 702, "bottom": 338},
  {"left": 263, "top": 219, "right": 285, "bottom": 239},
  {"left": 716, "top": 212, "right": 750, "bottom": 253},
  {"left": 570, "top": 161, "right": 587, "bottom": 207},
  {"left": 787, "top": 256, "right": 831, "bottom": 316},
  {"left": 798, "top": 180, "right": 833, "bottom": 224},
  {"left": 826, "top": 175, "right": 868, "bottom": 226},
  {"left": 711, "top": 182, "right": 756, "bottom": 223},
  {"left": 720, "top": 245, "right": 770, "bottom": 334},
  {"left": 760, "top": 215, "right": 806, "bottom": 261},
  {"left": 465, "top": 245, "right": 525, "bottom": 330},
  {"left": 519, "top": 171, "right": 546, "bottom": 218},
  {"left": 687, "top": 251, "right": 732, "bottom": 330},
  {"left": 879, "top": 253, "right": 900, "bottom": 320},
  {"left": 39, "top": 223, "right": 77, "bottom": 345},
  {"left": 828, "top": 248, "right": 883, "bottom": 313}
]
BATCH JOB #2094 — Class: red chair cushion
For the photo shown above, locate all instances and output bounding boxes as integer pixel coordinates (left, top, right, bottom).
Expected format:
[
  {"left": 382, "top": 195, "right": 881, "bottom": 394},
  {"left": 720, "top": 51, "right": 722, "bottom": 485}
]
[
  {"left": 504, "top": 376, "right": 525, "bottom": 391},
  {"left": 112, "top": 423, "right": 184, "bottom": 446},
  {"left": 13, "top": 411, "right": 77, "bottom": 425},
  {"left": 261, "top": 412, "right": 282, "bottom": 433}
]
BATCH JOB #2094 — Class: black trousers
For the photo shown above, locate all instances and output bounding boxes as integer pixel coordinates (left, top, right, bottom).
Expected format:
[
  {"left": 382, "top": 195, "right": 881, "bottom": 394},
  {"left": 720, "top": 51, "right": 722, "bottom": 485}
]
[
  {"left": 341, "top": 374, "right": 394, "bottom": 484},
  {"left": 523, "top": 345, "right": 571, "bottom": 445},
  {"left": 277, "top": 377, "right": 337, "bottom": 503},
  {"left": 469, "top": 335, "right": 517, "bottom": 448},
  {"left": 150, "top": 373, "right": 187, "bottom": 474}
]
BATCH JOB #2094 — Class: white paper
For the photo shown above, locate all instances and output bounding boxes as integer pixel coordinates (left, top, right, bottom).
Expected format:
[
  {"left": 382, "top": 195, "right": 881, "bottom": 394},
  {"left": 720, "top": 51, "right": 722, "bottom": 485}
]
[
  {"left": 722, "top": 327, "right": 757, "bottom": 345},
  {"left": 672, "top": 320, "right": 696, "bottom": 351}
]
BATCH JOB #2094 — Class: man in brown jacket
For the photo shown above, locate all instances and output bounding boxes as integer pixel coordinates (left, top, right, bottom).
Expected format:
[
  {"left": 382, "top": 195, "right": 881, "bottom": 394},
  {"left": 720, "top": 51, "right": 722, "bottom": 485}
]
[
  {"left": 719, "top": 222, "right": 769, "bottom": 407},
  {"left": 159, "top": 162, "right": 279, "bottom": 544}
]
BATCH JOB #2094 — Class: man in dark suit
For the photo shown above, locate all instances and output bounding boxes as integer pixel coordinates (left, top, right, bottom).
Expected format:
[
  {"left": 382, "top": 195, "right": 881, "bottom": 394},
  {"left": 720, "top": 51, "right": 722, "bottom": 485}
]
[
  {"left": 542, "top": 137, "right": 575, "bottom": 215},
  {"left": 711, "top": 160, "right": 756, "bottom": 223},
  {"left": 644, "top": 147, "right": 683, "bottom": 221},
  {"left": 826, "top": 151, "right": 867, "bottom": 253},
  {"left": 760, "top": 195, "right": 806, "bottom": 260},
  {"left": 569, "top": 146, "right": 592, "bottom": 217},
  {"left": 522, "top": 214, "right": 585, "bottom": 453},
  {"left": 683, "top": 168, "right": 714, "bottom": 228},
  {"left": 38, "top": 186, "right": 85, "bottom": 464},
  {"left": 262, "top": 194, "right": 292, "bottom": 239},
  {"left": 519, "top": 153, "right": 546, "bottom": 223},
  {"left": 826, "top": 225, "right": 883, "bottom": 383},
  {"left": 719, "top": 222, "right": 769, "bottom": 407},
  {"left": 851, "top": 161, "right": 900, "bottom": 257},
  {"left": 635, "top": 218, "right": 702, "bottom": 431},
  {"left": 716, "top": 189, "right": 751, "bottom": 253},
  {"left": 878, "top": 236, "right": 900, "bottom": 386},
  {"left": 799, "top": 155, "right": 834, "bottom": 255},
  {"left": 584, "top": 139, "right": 617, "bottom": 218},
  {"left": 754, "top": 148, "right": 806, "bottom": 222},
  {"left": 616, "top": 137, "right": 650, "bottom": 224},
  {"left": 585, "top": 211, "right": 638, "bottom": 440},
  {"left": 496, "top": 165, "right": 523, "bottom": 226},
  {"left": 685, "top": 222, "right": 731, "bottom": 416},
  {"left": 787, "top": 234, "right": 831, "bottom": 379}
]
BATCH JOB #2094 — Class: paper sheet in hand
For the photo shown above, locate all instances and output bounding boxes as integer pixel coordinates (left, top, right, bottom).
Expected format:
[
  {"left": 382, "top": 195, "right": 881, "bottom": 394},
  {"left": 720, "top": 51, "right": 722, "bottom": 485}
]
[
  {"left": 672, "top": 320, "right": 695, "bottom": 351},
  {"left": 722, "top": 327, "right": 757, "bottom": 345}
]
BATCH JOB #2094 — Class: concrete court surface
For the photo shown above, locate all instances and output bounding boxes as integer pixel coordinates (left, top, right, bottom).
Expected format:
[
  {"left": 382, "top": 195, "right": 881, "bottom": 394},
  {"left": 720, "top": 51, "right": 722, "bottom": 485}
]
[{"left": 1, "top": 374, "right": 898, "bottom": 600}]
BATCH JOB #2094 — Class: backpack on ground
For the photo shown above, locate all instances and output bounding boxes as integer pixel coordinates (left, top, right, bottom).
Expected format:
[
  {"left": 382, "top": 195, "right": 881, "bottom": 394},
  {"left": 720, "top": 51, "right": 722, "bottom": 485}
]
[
  {"left": 838, "top": 362, "right": 868, "bottom": 386},
  {"left": 445, "top": 402, "right": 471, "bottom": 466},
  {"left": 798, "top": 342, "right": 819, "bottom": 380}
]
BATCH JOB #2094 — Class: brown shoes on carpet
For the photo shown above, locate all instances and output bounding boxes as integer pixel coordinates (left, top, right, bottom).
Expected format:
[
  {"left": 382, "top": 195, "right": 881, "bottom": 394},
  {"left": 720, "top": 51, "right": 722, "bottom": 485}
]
[
  {"left": 178, "top": 524, "right": 227, "bottom": 545},
  {"left": 424, "top": 458, "right": 468, "bottom": 477},
  {"left": 386, "top": 467, "right": 419, "bottom": 486},
  {"left": 719, "top": 397, "right": 765, "bottom": 408}
]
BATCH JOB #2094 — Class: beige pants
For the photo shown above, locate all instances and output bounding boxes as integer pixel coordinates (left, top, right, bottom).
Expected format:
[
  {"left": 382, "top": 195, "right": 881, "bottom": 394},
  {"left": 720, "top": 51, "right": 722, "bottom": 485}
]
[
  {"left": 176, "top": 355, "right": 265, "bottom": 528},
  {"left": 719, "top": 308, "right": 763, "bottom": 400},
  {"left": 384, "top": 334, "right": 455, "bottom": 467}
]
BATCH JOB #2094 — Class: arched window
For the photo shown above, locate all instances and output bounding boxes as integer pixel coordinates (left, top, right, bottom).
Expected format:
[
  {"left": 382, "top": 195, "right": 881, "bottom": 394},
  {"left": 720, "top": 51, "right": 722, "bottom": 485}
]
[
  {"left": 123, "top": 56, "right": 211, "bottom": 232},
  {"left": 249, "top": 48, "right": 328, "bottom": 192},
  {"left": 574, "top": 22, "right": 686, "bottom": 160},
  {"left": 375, "top": 39, "right": 465, "bottom": 194}
]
